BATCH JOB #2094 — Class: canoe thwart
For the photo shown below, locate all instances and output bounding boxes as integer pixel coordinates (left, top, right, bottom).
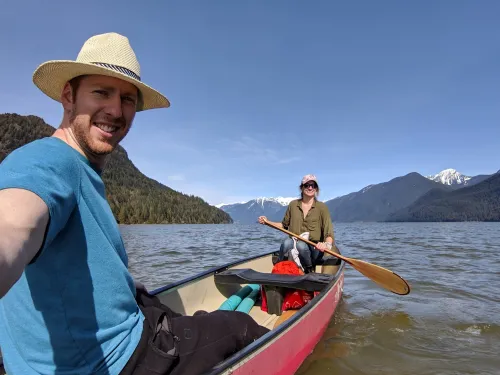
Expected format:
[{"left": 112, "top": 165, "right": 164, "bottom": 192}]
[
  {"left": 316, "top": 256, "right": 341, "bottom": 266},
  {"left": 271, "top": 254, "right": 341, "bottom": 267},
  {"left": 214, "top": 268, "right": 334, "bottom": 292}
]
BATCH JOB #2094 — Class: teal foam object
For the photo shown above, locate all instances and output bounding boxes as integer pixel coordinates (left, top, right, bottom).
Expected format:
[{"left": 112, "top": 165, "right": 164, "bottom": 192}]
[
  {"left": 235, "top": 287, "right": 260, "bottom": 313},
  {"left": 218, "top": 284, "right": 260, "bottom": 311}
]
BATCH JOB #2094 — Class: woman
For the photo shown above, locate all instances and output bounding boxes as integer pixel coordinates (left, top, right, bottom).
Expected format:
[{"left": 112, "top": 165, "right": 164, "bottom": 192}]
[{"left": 258, "top": 174, "right": 335, "bottom": 273}]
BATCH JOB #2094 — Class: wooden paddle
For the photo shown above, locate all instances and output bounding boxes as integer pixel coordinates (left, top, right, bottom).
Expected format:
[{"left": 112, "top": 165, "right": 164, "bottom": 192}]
[{"left": 262, "top": 219, "right": 411, "bottom": 295}]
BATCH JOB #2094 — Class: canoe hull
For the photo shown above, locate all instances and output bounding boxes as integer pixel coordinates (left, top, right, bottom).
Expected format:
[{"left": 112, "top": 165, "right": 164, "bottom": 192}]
[
  {"left": 153, "top": 251, "right": 345, "bottom": 375},
  {"left": 220, "top": 273, "right": 344, "bottom": 375}
]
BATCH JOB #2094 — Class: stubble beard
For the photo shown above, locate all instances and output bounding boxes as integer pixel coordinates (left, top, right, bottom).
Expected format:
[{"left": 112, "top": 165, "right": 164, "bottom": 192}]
[{"left": 69, "top": 109, "right": 125, "bottom": 157}]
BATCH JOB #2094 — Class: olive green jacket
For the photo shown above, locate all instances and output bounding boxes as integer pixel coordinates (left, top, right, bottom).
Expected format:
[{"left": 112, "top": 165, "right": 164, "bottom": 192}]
[{"left": 281, "top": 199, "right": 334, "bottom": 243}]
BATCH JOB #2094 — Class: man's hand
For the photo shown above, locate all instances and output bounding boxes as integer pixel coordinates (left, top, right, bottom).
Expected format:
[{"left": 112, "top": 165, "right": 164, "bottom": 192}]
[{"left": 257, "top": 216, "right": 267, "bottom": 224}]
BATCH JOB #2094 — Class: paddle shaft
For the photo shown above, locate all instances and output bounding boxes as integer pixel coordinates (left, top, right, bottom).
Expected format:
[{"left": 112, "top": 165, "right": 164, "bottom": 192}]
[
  {"left": 263, "top": 220, "right": 347, "bottom": 261},
  {"left": 262, "top": 219, "right": 411, "bottom": 295}
]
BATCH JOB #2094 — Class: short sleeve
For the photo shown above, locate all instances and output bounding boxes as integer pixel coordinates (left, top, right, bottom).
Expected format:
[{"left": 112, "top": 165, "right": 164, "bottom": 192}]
[{"left": 0, "top": 139, "right": 79, "bottom": 250}]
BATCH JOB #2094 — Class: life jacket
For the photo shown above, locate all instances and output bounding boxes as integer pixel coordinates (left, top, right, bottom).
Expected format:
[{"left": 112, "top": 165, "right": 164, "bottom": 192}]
[{"left": 260, "top": 261, "right": 315, "bottom": 313}]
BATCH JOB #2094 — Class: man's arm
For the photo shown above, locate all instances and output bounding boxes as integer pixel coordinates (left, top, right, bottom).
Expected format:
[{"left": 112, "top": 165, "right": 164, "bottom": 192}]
[{"left": 0, "top": 189, "right": 49, "bottom": 298}]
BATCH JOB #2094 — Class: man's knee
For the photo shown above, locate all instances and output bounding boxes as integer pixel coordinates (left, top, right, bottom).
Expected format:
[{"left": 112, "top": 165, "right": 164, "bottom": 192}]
[
  {"left": 200, "top": 311, "right": 269, "bottom": 346},
  {"left": 229, "top": 311, "right": 270, "bottom": 342}
]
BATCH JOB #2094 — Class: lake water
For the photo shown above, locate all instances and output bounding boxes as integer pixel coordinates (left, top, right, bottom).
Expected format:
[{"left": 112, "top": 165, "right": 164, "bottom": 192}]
[{"left": 121, "top": 222, "right": 500, "bottom": 375}]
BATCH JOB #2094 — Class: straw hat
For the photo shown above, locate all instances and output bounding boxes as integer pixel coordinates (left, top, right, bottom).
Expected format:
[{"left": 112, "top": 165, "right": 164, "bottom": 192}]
[{"left": 32, "top": 32, "right": 170, "bottom": 111}]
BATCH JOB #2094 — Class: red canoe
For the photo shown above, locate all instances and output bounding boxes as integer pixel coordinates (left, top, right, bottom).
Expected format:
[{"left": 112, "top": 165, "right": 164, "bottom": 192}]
[{"left": 152, "top": 250, "right": 345, "bottom": 374}]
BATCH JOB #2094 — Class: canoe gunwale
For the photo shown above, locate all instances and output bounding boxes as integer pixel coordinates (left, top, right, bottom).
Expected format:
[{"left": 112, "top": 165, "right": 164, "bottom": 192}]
[
  {"left": 150, "top": 250, "right": 281, "bottom": 296},
  {"left": 150, "top": 250, "right": 346, "bottom": 375}
]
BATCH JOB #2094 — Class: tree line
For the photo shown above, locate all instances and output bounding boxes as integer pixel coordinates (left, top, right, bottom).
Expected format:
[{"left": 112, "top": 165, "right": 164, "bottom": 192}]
[
  {"left": 0, "top": 113, "right": 232, "bottom": 224},
  {"left": 386, "top": 176, "right": 500, "bottom": 222}
]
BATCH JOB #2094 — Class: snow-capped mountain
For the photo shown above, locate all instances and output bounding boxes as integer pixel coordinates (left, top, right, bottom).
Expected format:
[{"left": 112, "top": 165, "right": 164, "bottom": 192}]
[
  {"left": 216, "top": 169, "right": 498, "bottom": 223},
  {"left": 426, "top": 169, "right": 471, "bottom": 186},
  {"left": 425, "top": 169, "right": 493, "bottom": 189},
  {"left": 326, "top": 172, "right": 454, "bottom": 222},
  {"left": 253, "top": 197, "right": 295, "bottom": 207},
  {"left": 217, "top": 197, "right": 296, "bottom": 224},
  {"left": 215, "top": 202, "right": 244, "bottom": 208}
]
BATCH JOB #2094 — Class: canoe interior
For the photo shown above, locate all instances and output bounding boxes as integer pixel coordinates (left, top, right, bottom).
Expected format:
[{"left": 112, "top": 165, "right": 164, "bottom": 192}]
[
  {"left": 153, "top": 251, "right": 342, "bottom": 330},
  {"left": 0, "top": 253, "right": 342, "bottom": 375}
]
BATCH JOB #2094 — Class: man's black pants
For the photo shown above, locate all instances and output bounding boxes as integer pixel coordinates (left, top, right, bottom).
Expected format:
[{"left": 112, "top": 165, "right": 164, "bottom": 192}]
[{"left": 120, "top": 288, "right": 270, "bottom": 375}]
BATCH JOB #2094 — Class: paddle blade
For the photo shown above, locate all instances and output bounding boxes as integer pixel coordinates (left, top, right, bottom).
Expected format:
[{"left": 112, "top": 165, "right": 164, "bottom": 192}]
[{"left": 346, "top": 258, "right": 411, "bottom": 295}]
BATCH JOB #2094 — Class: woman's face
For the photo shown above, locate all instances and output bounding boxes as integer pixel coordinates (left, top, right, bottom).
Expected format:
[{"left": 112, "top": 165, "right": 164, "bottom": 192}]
[{"left": 302, "top": 181, "right": 318, "bottom": 198}]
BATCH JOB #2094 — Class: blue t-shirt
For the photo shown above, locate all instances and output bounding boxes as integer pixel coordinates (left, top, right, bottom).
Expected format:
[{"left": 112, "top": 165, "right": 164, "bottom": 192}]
[{"left": 0, "top": 137, "right": 144, "bottom": 374}]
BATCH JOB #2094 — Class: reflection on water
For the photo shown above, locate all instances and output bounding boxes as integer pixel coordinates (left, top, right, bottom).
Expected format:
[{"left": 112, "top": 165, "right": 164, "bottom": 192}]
[{"left": 121, "top": 222, "right": 500, "bottom": 375}]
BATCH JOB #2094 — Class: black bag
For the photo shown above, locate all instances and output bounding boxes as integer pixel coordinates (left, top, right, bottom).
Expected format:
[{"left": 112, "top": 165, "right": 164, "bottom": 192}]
[
  {"left": 121, "top": 287, "right": 270, "bottom": 375},
  {"left": 120, "top": 288, "right": 181, "bottom": 375}
]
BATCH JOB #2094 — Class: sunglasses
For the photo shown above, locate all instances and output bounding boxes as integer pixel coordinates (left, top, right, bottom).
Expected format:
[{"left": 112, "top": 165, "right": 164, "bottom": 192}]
[{"left": 303, "top": 182, "right": 318, "bottom": 189}]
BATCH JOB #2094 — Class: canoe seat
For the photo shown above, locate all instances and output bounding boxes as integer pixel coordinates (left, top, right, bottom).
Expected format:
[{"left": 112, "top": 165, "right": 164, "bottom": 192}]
[
  {"left": 315, "top": 256, "right": 341, "bottom": 266},
  {"left": 315, "top": 256, "right": 342, "bottom": 275},
  {"left": 214, "top": 268, "right": 334, "bottom": 292}
]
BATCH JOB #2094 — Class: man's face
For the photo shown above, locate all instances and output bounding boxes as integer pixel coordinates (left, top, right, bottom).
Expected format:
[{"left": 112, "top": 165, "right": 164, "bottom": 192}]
[{"left": 67, "top": 75, "right": 138, "bottom": 156}]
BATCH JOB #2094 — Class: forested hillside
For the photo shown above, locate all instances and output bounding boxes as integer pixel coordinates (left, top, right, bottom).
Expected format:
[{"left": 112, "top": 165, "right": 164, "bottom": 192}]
[
  {"left": 0, "top": 113, "right": 232, "bottom": 224},
  {"left": 387, "top": 173, "right": 500, "bottom": 222},
  {"left": 325, "top": 172, "right": 453, "bottom": 221}
]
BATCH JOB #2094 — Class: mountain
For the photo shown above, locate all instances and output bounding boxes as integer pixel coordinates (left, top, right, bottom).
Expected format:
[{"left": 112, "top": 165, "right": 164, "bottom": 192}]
[
  {"left": 387, "top": 172, "right": 500, "bottom": 222},
  {"left": 426, "top": 168, "right": 492, "bottom": 189},
  {"left": 218, "top": 168, "right": 499, "bottom": 223},
  {"left": 426, "top": 168, "right": 471, "bottom": 187},
  {"left": 325, "top": 172, "right": 454, "bottom": 222},
  {"left": 0, "top": 113, "right": 232, "bottom": 224},
  {"left": 465, "top": 174, "right": 493, "bottom": 187},
  {"left": 218, "top": 197, "right": 295, "bottom": 224}
]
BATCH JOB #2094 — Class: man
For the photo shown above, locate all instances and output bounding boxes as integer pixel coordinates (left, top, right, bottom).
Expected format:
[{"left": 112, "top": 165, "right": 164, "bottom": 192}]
[{"left": 0, "top": 32, "right": 268, "bottom": 375}]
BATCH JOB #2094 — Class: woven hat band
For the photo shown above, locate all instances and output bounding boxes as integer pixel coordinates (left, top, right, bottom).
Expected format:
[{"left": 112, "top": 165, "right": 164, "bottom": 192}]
[{"left": 91, "top": 62, "right": 141, "bottom": 81}]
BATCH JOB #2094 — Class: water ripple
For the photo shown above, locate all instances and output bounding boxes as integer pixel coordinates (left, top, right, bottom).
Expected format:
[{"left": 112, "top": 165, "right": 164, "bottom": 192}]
[{"left": 121, "top": 222, "right": 500, "bottom": 375}]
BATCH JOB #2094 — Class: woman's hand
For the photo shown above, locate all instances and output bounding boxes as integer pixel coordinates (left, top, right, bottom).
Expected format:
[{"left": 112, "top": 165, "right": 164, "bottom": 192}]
[
  {"left": 258, "top": 216, "right": 267, "bottom": 224},
  {"left": 315, "top": 242, "right": 332, "bottom": 252}
]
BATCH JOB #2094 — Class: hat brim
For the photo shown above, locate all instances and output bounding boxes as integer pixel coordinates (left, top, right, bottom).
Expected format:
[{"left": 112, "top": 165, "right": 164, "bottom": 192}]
[
  {"left": 302, "top": 179, "right": 318, "bottom": 185},
  {"left": 32, "top": 60, "right": 170, "bottom": 111}
]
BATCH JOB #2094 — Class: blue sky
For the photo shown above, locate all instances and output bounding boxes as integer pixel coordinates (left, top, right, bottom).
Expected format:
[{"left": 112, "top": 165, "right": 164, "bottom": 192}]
[{"left": 1, "top": 1, "right": 499, "bottom": 205}]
